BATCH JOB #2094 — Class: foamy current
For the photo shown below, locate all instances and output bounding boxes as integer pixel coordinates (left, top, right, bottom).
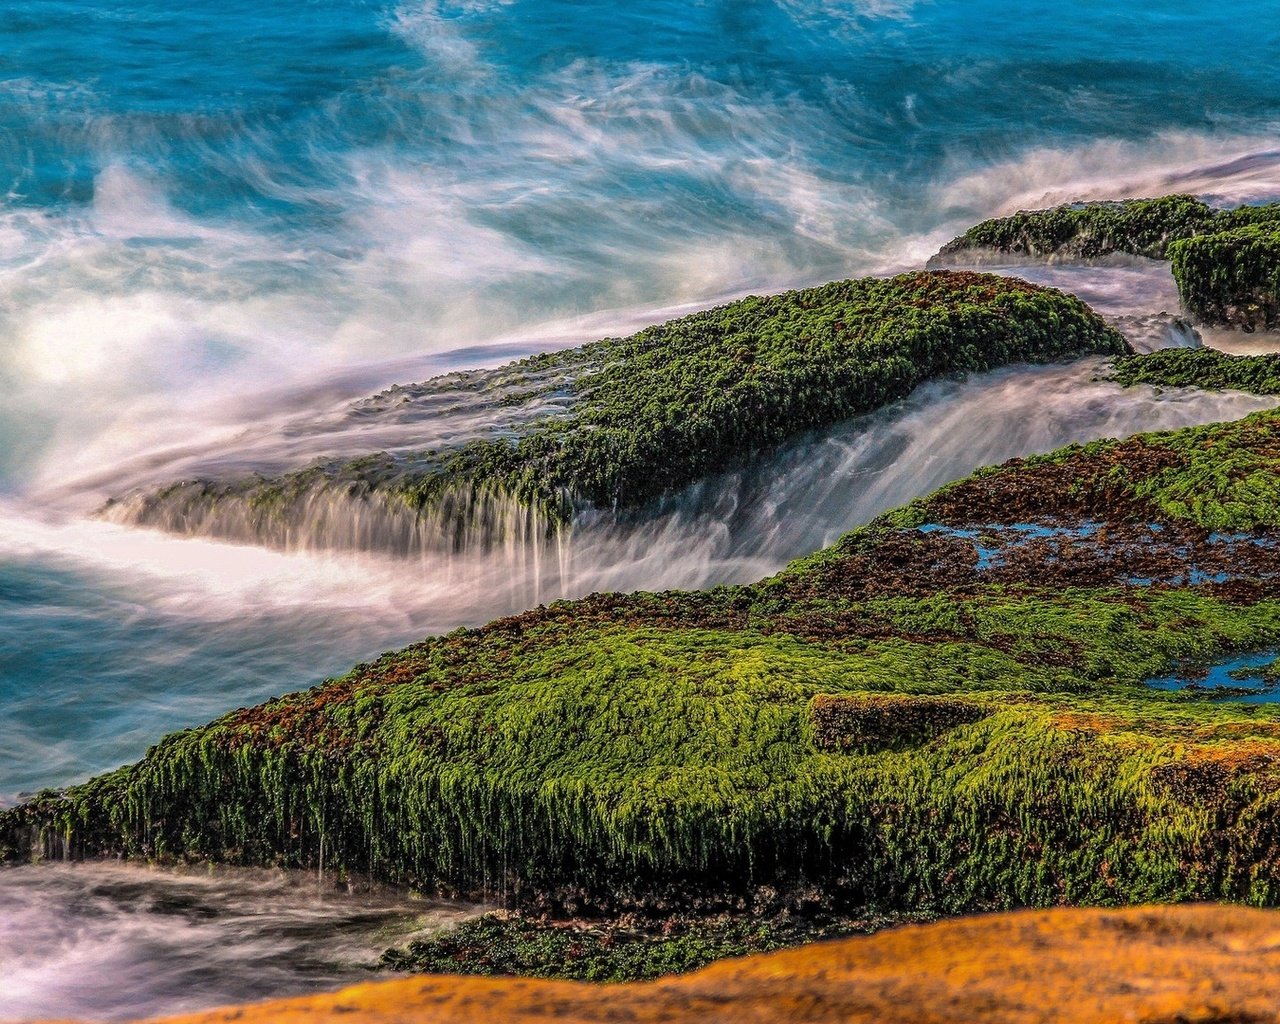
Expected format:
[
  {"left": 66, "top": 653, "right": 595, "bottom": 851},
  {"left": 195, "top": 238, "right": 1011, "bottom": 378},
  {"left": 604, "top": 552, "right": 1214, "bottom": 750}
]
[{"left": 5, "top": 0, "right": 1280, "bottom": 1019}]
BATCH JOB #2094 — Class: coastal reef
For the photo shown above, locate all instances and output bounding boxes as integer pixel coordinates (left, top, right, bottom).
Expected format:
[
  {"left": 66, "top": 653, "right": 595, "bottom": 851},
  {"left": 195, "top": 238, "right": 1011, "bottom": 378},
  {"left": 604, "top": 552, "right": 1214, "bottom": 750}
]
[
  {"left": 101, "top": 271, "right": 1125, "bottom": 553},
  {"left": 932, "top": 194, "right": 1280, "bottom": 330},
  {"left": 13, "top": 409, "right": 1280, "bottom": 938}
]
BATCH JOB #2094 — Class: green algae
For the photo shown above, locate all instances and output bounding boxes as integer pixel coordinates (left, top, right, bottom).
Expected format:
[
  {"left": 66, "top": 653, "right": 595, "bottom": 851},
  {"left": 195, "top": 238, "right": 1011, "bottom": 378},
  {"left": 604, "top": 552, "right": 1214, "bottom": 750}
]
[
  {"left": 934, "top": 194, "right": 1280, "bottom": 264},
  {"left": 932, "top": 194, "right": 1228, "bottom": 262},
  {"left": 378, "top": 909, "right": 912, "bottom": 982},
  {"left": 112, "top": 271, "right": 1125, "bottom": 541},
  {"left": 15, "top": 411, "right": 1280, "bottom": 918},
  {"left": 1170, "top": 225, "right": 1280, "bottom": 331},
  {"left": 933, "top": 195, "right": 1280, "bottom": 329},
  {"left": 1111, "top": 348, "right": 1280, "bottom": 395}
]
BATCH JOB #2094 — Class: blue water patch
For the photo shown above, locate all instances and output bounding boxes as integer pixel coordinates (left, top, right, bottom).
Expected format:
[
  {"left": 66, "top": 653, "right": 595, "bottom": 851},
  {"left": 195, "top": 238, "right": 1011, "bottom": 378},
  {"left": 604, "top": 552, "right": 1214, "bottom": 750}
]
[
  {"left": 1147, "top": 649, "right": 1280, "bottom": 704},
  {"left": 6, "top": 0, "right": 1280, "bottom": 224},
  {"left": 918, "top": 521, "right": 1103, "bottom": 569},
  {"left": 916, "top": 521, "right": 1278, "bottom": 586}
]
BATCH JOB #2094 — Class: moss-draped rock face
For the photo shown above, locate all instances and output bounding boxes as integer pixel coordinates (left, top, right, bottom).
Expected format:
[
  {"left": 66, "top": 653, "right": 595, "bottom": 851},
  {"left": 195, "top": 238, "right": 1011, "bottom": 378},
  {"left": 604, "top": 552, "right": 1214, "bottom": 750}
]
[
  {"left": 14, "top": 409, "right": 1280, "bottom": 918},
  {"left": 101, "top": 271, "right": 1126, "bottom": 554},
  {"left": 1171, "top": 225, "right": 1280, "bottom": 332},
  {"left": 932, "top": 195, "right": 1280, "bottom": 330}
]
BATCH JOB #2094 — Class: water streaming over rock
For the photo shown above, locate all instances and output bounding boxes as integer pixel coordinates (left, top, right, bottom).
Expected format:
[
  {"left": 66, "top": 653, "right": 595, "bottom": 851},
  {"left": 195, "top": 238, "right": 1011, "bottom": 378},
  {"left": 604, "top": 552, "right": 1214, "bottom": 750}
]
[{"left": 6, "top": 0, "right": 1280, "bottom": 1019}]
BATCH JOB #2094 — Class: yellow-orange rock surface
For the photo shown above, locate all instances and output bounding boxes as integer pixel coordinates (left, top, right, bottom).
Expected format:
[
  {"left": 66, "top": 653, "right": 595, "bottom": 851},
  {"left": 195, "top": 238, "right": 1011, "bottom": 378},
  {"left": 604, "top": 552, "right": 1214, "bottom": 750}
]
[{"left": 45, "top": 905, "right": 1280, "bottom": 1024}]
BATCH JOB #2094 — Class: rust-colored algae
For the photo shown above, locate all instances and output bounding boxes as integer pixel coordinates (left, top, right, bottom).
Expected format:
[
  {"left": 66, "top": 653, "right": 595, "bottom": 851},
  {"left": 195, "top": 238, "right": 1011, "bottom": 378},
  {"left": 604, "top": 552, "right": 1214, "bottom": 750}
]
[{"left": 48, "top": 905, "right": 1280, "bottom": 1024}]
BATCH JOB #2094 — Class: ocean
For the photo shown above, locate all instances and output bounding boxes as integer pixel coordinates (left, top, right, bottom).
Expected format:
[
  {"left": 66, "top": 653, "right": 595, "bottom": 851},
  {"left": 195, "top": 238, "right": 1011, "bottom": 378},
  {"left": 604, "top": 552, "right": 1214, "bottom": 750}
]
[{"left": 3, "top": 1, "right": 1280, "bottom": 1018}]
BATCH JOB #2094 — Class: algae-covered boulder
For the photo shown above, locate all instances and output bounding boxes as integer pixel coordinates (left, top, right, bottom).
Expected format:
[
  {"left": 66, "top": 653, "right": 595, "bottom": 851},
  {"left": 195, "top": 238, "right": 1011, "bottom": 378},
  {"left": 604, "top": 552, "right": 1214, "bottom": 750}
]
[
  {"left": 1171, "top": 224, "right": 1280, "bottom": 331},
  {"left": 932, "top": 194, "right": 1280, "bottom": 266},
  {"left": 933, "top": 195, "right": 1280, "bottom": 330},
  {"left": 930, "top": 194, "right": 1224, "bottom": 264},
  {"left": 101, "top": 271, "right": 1126, "bottom": 554},
  {"left": 13, "top": 410, "right": 1280, "bottom": 916}
]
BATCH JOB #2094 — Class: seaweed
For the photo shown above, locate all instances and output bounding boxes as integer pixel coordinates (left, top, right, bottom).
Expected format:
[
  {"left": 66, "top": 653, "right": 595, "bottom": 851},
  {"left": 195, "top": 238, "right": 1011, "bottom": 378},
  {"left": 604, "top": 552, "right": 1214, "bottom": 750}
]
[
  {"left": 15, "top": 411, "right": 1280, "bottom": 917},
  {"left": 1170, "top": 226, "right": 1280, "bottom": 331},
  {"left": 378, "top": 908, "right": 914, "bottom": 982},
  {"left": 107, "top": 271, "right": 1126, "bottom": 547},
  {"left": 1111, "top": 348, "right": 1280, "bottom": 395},
  {"left": 933, "top": 196, "right": 1280, "bottom": 329},
  {"left": 931, "top": 194, "right": 1227, "bottom": 263}
]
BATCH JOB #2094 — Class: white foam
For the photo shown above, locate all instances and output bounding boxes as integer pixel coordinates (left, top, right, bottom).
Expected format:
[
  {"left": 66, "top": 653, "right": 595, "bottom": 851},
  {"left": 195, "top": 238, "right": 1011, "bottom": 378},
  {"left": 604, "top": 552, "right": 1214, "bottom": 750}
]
[{"left": 0, "top": 863, "right": 478, "bottom": 1023}]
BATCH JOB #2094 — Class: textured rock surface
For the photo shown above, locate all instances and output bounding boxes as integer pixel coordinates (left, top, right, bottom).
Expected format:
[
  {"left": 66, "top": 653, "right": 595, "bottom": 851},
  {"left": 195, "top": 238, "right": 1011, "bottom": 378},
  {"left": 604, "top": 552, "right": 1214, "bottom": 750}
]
[
  {"left": 48, "top": 905, "right": 1280, "bottom": 1024},
  {"left": 100, "top": 271, "right": 1125, "bottom": 554},
  {"left": 932, "top": 195, "right": 1280, "bottom": 330}
]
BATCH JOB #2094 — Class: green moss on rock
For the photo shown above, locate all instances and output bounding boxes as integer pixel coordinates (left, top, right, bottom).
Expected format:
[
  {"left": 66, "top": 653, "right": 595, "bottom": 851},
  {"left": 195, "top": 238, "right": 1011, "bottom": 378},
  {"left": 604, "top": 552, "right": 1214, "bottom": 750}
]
[
  {"left": 110, "top": 271, "right": 1126, "bottom": 547},
  {"left": 909, "top": 408, "right": 1280, "bottom": 531},
  {"left": 378, "top": 909, "right": 899, "bottom": 982},
  {"left": 1170, "top": 225, "right": 1280, "bottom": 331},
  {"left": 934, "top": 195, "right": 1280, "bottom": 265},
  {"left": 1111, "top": 347, "right": 1280, "bottom": 395},
  {"left": 933, "top": 195, "right": 1280, "bottom": 330},
  {"left": 15, "top": 411, "right": 1280, "bottom": 918},
  {"left": 932, "top": 194, "right": 1229, "bottom": 263},
  {"left": 809, "top": 693, "right": 990, "bottom": 752}
]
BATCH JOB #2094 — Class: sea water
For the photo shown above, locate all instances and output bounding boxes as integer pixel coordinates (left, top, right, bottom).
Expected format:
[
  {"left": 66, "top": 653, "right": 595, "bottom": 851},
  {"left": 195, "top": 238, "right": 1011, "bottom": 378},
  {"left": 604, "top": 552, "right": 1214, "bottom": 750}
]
[{"left": 3, "top": 2, "right": 1280, "bottom": 1018}]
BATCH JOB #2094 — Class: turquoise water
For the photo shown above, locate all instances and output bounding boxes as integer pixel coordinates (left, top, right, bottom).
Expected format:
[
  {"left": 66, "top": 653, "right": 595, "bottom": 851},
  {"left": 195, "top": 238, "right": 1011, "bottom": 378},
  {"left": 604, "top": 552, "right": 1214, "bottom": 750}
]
[
  {"left": 1148, "top": 649, "right": 1280, "bottom": 703},
  {"left": 4, "top": 3, "right": 1280, "bottom": 1017},
  {"left": 3, "top": 0, "right": 1276, "bottom": 802}
]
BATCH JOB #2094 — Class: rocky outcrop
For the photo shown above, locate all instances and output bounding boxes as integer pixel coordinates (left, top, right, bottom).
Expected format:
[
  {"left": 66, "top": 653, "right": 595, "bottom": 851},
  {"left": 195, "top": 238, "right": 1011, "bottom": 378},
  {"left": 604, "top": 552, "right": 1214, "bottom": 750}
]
[
  {"left": 102, "top": 271, "right": 1126, "bottom": 554},
  {"left": 1110, "top": 346, "right": 1280, "bottom": 394},
  {"left": 932, "top": 195, "right": 1280, "bottom": 330},
  {"left": 69, "top": 905, "right": 1280, "bottom": 1024},
  {"left": 13, "top": 411, "right": 1280, "bottom": 919},
  {"left": 1171, "top": 224, "right": 1280, "bottom": 331}
]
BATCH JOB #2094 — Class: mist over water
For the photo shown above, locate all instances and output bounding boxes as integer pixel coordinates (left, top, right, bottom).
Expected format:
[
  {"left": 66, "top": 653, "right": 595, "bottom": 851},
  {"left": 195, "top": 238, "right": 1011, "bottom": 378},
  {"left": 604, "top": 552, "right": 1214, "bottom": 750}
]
[
  {"left": 0, "top": 863, "right": 477, "bottom": 1022},
  {"left": 5, "top": 0, "right": 1280, "bottom": 1019}
]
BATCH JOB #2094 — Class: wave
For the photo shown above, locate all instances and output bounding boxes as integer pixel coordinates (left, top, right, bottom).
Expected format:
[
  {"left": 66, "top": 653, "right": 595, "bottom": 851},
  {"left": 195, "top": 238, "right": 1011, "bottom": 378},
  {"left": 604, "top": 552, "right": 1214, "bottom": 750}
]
[{"left": 933, "top": 132, "right": 1280, "bottom": 219}]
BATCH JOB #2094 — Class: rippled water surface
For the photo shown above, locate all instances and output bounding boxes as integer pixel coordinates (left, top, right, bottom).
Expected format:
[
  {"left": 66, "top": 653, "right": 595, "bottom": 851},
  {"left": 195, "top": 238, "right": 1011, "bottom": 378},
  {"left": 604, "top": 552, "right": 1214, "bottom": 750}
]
[{"left": 4, "top": 1, "right": 1280, "bottom": 1019}]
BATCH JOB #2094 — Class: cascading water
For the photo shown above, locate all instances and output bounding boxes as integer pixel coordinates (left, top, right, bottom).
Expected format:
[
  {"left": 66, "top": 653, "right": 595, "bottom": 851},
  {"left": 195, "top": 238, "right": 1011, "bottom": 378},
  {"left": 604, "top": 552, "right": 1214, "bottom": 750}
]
[
  {"left": 58, "top": 253, "right": 1242, "bottom": 574},
  {"left": 6, "top": 0, "right": 1280, "bottom": 1020}
]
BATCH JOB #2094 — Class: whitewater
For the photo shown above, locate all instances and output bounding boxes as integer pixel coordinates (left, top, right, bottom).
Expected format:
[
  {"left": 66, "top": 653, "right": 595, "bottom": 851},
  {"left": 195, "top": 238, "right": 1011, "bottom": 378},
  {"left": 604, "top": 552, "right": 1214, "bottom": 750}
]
[{"left": 4, "top": 1, "right": 1280, "bottom": 1019}]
